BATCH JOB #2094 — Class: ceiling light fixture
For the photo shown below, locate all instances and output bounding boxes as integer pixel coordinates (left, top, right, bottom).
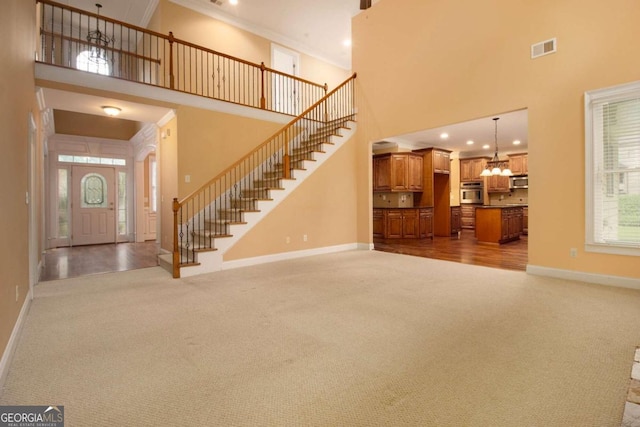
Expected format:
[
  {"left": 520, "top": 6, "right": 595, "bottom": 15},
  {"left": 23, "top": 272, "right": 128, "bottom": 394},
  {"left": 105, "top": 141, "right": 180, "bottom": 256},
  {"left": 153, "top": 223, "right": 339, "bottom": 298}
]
[
  {"left": 86, "top": 3, "right": 111, "bottom": 65},
  {"left": 102, "top": 106, "right": 121, "bottom": 116},
  {"left": 440, "top": 133, "right": 449, "bottom": 139},
  {"left": 467, "top": 140, "right": 474, "bottom": 145},
  {"left": 229, "top": 0, "right": 238, "bottom": 5},
  {"left": 513, "top": 140, "right": 521, "bottom": 145},
  {"left": 480, "top": 117, "right": 513, "bottom": 177},
  {"left": 343, "top": 39, "right": 352, "bottom": 47}
]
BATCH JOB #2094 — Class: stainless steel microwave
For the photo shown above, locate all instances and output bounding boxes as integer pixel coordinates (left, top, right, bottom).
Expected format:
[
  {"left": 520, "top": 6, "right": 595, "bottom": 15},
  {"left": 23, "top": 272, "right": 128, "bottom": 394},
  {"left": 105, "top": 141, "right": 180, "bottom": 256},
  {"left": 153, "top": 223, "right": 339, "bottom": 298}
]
[
  {"left": 510, "top": 176, "right": 529, "bottom": 189},
  {"left": 460, "top": 182, "right": 484, "bottom": 204}
]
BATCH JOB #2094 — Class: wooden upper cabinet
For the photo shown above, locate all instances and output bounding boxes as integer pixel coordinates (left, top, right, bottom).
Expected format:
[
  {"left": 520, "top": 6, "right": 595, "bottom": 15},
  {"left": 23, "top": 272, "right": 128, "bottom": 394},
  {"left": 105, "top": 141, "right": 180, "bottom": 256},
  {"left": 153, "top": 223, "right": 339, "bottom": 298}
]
[
  {"left": 486, "top": 174, "right": 510, "bottom": 193},
  {"left": 508, "top": 153, "right": 528, "bottom": 175},
  {"left": 372, "top": 153, "right": 423, "bottom": 192},
  {"left": 373, "top": 155, "right": 391, "bottom": 191},
  {"left": 407, "top": 154, "right": 424, "bottom": 190},
  {"left": 433, "top": 150, "right": 451, "bottom": 174},
  {"left": 460, "top": 158, "right": 488, "bottom": 182}
]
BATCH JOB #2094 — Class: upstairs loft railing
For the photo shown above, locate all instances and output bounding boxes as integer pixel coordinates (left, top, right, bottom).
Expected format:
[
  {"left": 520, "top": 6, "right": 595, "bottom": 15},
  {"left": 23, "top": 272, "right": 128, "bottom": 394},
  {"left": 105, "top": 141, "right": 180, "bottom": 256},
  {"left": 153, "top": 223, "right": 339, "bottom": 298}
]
[
  {"left": 36, "top": 0, "right": 327, "bottom": 115},
  {"left": 172, "top": 73, "right": 357, "bottom": 278}
]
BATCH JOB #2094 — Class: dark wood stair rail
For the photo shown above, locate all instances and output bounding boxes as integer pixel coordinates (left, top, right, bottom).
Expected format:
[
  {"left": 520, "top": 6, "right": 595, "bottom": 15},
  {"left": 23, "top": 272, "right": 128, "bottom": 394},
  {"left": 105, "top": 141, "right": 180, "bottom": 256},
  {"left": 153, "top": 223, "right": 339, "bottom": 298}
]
[
  {"left": 37, "top": 0, "right": 327, "bottom": 114},
  {"left": 172, "top": 73, "right": 357, "bottom": 278}
]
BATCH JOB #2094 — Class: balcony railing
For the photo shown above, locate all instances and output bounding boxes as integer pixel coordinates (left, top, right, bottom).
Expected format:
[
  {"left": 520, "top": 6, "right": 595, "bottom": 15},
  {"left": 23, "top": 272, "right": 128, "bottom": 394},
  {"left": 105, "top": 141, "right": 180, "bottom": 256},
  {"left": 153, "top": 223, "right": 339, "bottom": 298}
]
[{"left": 37, "top": 0, "right": 328, "bottom": 114}]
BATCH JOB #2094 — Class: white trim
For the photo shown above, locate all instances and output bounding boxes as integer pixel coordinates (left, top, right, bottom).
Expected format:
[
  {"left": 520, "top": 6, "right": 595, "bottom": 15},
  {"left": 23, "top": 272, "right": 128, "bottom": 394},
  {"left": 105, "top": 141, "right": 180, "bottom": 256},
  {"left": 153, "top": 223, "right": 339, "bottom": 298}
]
[
  {"left": 526, "top": 264, "right": 640, "bottom": 290},
  {"left": 169, "top": 0, "right": 350, "bottom": 70},
  {"left": 156, "top": 110, "right": 176, "bottom": 128},
  {"left": 140, "top": 0, "right": 160, "bottom": 28},
  {"left": 221, "top": 243, "right": 363, "bottom": 271},
  {"left": 0, "top": 289, "right": 33, "bottom": 397}
]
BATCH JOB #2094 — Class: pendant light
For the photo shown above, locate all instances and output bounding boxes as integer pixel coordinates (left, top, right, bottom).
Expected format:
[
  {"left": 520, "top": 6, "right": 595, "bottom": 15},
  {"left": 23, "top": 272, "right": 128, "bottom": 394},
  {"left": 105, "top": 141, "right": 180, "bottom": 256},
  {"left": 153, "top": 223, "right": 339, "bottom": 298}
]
[
  {"left": 480, "top": 117, "right": 513, "bottom": 177},
  {"left": 86, "top": 3, "right": 111, "bottom": 65}
]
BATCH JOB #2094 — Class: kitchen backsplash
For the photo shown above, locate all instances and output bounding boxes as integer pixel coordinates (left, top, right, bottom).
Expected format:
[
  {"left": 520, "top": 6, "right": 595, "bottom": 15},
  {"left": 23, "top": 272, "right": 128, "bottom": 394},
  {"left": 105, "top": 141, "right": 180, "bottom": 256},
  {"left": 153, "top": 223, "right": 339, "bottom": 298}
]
[
  {"left": 488, "top": 188, "right": 528, "bottom": 205},
  {"left": 373, "top": 192, "right": 415, "bottom": 208}
]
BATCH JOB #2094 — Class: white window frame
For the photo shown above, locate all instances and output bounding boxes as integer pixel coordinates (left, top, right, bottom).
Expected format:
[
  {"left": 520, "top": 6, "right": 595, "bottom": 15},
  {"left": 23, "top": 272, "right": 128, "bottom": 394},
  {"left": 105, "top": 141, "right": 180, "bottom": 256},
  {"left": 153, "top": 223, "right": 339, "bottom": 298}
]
[{"left": 585, "top": 80, "right": 640, "bottom": 256}]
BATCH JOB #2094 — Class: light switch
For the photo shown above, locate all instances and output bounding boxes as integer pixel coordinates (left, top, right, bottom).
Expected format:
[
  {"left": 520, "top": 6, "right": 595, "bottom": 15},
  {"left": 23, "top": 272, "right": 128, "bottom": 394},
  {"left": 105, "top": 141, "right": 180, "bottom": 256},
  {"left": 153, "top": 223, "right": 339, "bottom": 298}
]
[{"left": 185, "top": 175, "right": 191, "bottom": 183}]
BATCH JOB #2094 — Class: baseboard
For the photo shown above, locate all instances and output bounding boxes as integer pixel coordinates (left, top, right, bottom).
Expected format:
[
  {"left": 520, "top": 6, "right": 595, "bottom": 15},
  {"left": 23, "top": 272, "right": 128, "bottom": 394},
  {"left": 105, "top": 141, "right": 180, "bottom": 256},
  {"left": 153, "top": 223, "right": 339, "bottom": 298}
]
[
  {"left": 0, "top": 289, "right": 33, "bottom": 398},
  {"left": 221, "top": 243, "right": 364, "bottom": 271},
  {"left": 526, "top": 264, "right": 640, "bottom": 290}
]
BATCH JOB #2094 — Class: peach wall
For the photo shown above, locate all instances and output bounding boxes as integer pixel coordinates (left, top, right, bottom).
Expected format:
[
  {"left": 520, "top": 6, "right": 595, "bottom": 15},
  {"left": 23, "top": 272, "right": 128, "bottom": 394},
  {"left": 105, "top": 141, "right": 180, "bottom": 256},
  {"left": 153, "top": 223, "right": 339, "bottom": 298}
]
[
  {"left": 225, "top": 137, "right": 359, "bottom": 260},
  {"left": 353, "top": 0, "right": 640, "bottom": 279},
  {"left": 0, "top": 0, "right": 37, "bottom": 362},
  {"left": 159, "top": 116, "right": 178, "bottom": 252},
  {"left": 175, "top": 106, "right": 284, "bottom": 197},
  {"left": 152, "top": 0, "right": 349, "bottom": 89}
]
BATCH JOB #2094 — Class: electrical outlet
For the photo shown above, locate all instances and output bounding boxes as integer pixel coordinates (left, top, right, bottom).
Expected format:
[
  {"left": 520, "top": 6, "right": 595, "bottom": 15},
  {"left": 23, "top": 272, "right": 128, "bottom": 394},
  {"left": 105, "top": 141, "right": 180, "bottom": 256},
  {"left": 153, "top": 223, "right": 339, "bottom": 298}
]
[
  {"left": 303, "top": 234, "right": 308, "bottom": 242},
  {"left": 570, "top": 248, "right": 577, "bottom": 258}
]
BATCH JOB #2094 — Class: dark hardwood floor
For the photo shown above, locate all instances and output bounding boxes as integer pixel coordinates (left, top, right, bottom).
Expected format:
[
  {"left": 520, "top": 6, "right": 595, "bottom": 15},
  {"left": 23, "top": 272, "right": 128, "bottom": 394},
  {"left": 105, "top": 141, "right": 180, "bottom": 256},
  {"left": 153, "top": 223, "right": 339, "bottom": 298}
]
[
  {"left": 374, "top": 229, "right": 528, "bottom": 271},
  {"left": 40, "top": 241, "right": 160, "bottom": 281}
]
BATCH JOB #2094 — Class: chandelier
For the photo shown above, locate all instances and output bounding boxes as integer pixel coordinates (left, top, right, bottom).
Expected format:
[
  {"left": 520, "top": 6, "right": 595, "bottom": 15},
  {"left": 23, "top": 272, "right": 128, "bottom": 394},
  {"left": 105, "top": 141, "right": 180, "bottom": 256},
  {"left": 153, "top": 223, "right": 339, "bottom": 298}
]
[
  {"left": 86, "top": 3, "right": 111, "bottom": 65},
  {"left": 480, "top": 117, "right": 513, "bottom": 177}
]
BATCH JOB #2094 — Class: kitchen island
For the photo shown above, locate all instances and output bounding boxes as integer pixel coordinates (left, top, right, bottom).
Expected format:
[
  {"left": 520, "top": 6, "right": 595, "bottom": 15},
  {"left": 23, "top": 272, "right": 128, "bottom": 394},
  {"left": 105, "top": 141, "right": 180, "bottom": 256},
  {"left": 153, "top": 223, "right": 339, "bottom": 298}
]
[{"left": 475, "top": 206, "right": 524, "bottom": 244}]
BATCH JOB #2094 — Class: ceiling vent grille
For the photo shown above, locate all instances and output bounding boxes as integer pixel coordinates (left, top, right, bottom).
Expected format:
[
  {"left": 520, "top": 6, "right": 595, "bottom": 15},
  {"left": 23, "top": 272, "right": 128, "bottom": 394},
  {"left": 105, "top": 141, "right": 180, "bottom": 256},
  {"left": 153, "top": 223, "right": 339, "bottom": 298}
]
[
  {"left": 531, "top": 38, "right": 557, "bottom": 59},
  {"left": 210, "top": 0, "right": 223, "bottom": 5}
]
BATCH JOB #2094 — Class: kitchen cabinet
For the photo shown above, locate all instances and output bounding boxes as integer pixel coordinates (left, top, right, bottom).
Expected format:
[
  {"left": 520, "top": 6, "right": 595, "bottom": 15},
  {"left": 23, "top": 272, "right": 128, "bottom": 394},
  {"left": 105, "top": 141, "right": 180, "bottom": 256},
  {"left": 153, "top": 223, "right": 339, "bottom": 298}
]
[
  {"left": 451, "top": 206, "right": 461, "bottom": 235},
  {"left": 486, "top": 174, "right": 510, "bottom": 193},
  {"left": 419, "top": 208, "right": 434, "bottom": 239},
  {"left": 523, "top": 206, "right": 528, "bottom": 235},
  {"left": 373, "top": 209, "right": 385, "bottom": 238},
  {"left": 461, "top": 205, "right": 477, "bottom": 229},
  {"left": 372, "top": 153, "right": 423, "bottom": 192},
  {"left": 411, "top": 148, "right": 451, "bottom": 237},
  {"left": 433, "top": 150, "right": 451, "bottom": 174},
  {"left": 460, "top": 158, "right": 488, "bottom": 182},
  {"left": 475, "top": 206, "right": 523, "bottom": 244},
  {"left": 508, "top": 153, "right": 528, "bottom": 176},
  {"left": 372, "top": 208, "right": 433, "bottom": 239}
]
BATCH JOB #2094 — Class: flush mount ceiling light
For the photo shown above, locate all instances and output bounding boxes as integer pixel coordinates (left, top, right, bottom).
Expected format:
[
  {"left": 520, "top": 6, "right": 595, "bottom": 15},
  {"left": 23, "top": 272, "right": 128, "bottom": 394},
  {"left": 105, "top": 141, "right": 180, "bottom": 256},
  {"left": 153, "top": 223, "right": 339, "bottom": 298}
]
[
  {"left": 86, "top": 4, "right": 111, "bottom": 65},
  {"left": 440, "top": 133, "right": 449, "bottom": 139},
  {"left": 480, "top": 117, "right": 513, "bottom": 177},
  {"left": 102, "top": 106, "right": 121, "bottom": 116}
]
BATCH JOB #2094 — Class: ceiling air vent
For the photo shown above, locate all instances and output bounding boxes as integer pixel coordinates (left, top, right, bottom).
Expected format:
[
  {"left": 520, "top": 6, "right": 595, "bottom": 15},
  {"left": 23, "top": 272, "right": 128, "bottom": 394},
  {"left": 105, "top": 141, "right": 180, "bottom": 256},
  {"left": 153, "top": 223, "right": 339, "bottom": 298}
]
[
  {"left": 210, "top": 0, "right": 223, "bottom": 5},
  {"left": 531, "top": 38, "right": 557, "bottom": 59}
]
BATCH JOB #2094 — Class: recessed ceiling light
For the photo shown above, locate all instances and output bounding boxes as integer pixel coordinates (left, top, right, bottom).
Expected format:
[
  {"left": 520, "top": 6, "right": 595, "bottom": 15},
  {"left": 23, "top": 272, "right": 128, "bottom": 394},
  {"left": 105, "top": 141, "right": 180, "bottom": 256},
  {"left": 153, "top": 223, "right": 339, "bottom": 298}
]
[
  {"left": 466, "top": 140, "right": 474, "bottom": 145},
  {"left": 440, "top": 133, "right": 449, "bottom": 139},
  {"left": 229, "top": 0, "right": 238, "bottom": 5},
  {"left": 482, "top": 144, "right": 490, "bottom": 149},
  {"left": 343, "top": 39, "right": 352, "bottom": 47},
  {"left": 513, "top": 140, "right": 521, "bottom": 145},
  {"left": 102, "top": 106, "right": 121, "bottom": 116}
]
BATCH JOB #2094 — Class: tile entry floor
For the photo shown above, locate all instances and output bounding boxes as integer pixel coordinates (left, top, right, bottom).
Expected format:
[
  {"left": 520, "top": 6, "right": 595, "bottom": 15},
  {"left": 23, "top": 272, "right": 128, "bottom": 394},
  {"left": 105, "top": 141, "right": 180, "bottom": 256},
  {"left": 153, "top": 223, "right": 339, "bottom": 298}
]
[{"left": 40, "top": 241, "right": 160, "bottom": 281}]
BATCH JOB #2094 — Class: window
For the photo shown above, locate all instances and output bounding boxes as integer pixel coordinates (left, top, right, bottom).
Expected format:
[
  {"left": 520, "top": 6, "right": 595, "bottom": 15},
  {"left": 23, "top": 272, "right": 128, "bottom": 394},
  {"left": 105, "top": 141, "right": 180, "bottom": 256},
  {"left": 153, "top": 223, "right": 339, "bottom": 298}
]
[
  {"left": 149, "top": 156, "right": 157, "bottom": 213},
  {"left": 58, "top": 169, "right": 69, "bottom": 238},
  {"left": 585, "top": 81, "right": 640, "bottom": 255},
  {"left": 80, "top": 173, "right": 108, "bottom": 208},
  {"left": 76, "top": 50, "right": 110, "bottom": 76},
  {"left": 58, "top": 154, "right": 125, "bottom": 166},
  {"left": 118, "top": 171, "right": 127, "bottom": 235}
]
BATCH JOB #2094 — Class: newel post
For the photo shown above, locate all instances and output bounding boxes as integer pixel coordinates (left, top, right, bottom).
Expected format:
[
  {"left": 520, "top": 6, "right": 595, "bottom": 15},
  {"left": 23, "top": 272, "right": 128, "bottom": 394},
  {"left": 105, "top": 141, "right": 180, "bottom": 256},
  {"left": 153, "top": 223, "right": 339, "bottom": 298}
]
[
  {"left": 168, "top": 31, "right": 175, "bottom": 90},
  {"left": 172, "top": 197, "right": 180, "bottom": 278},
  {"left": 260, "top": 62, "right": 266, "bottom": 109},
  {"left": 283, "top": 128, "right": 291, "bottom": 179}
]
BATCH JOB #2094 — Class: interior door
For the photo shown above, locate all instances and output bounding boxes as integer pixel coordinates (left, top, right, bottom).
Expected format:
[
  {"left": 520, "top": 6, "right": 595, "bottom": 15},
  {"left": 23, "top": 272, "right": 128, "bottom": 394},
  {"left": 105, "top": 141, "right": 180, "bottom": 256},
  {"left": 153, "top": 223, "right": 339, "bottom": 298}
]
[
  {"left": 271, "top": 45, "right": 300, "bottom": 115},
  {"left": 71, "top": 166, "right": 116, "bottom": 246}
]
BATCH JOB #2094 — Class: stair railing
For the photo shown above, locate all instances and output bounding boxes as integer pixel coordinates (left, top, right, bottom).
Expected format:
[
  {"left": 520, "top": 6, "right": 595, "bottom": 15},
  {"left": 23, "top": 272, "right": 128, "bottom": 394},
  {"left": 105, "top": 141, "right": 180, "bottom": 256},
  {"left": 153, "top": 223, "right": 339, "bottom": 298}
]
[
  {"left": 172, "top": 73, "right": 357, "bottom": 277},
  {"left": 36, "top": 0, "right": 327, "bottom": 114}
]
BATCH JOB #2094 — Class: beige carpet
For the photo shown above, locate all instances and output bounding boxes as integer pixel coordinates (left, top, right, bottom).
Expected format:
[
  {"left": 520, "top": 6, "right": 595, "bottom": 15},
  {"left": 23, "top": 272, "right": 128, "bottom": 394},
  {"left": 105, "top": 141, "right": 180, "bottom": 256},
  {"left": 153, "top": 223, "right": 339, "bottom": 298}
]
[{"left": 1, "top": 250, "right": 639, "bottom": 426}]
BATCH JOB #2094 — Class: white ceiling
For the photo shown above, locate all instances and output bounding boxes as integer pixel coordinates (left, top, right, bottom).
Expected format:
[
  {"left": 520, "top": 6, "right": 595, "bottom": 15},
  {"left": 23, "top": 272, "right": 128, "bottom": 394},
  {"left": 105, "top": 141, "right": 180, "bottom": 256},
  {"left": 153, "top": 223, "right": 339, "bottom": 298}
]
[{"left": 377, "top": 109, "right": 529, "bottom": 158}]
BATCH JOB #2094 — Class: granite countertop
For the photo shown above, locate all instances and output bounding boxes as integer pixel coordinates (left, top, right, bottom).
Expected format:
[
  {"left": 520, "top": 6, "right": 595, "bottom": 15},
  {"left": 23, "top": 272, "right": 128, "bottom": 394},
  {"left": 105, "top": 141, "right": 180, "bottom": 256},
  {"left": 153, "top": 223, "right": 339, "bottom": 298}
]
[{"left": 476, "top": 204, "right": 528, "bottom": 209}]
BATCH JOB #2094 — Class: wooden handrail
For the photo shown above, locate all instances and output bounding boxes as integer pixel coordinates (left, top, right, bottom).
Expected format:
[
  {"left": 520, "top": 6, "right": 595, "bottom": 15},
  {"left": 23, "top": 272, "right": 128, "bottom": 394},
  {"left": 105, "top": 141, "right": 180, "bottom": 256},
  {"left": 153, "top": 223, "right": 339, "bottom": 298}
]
[{"left": 177, "top": 73, "right": 356, "bottom": 207}]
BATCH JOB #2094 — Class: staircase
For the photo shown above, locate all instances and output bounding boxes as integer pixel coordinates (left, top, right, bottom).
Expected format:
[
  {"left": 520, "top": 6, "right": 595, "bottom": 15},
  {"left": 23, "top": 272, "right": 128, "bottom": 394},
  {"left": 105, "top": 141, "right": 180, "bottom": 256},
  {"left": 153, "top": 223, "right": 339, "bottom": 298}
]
[{"left": 160, "top": 74, "right": 357, "bottom": 278}]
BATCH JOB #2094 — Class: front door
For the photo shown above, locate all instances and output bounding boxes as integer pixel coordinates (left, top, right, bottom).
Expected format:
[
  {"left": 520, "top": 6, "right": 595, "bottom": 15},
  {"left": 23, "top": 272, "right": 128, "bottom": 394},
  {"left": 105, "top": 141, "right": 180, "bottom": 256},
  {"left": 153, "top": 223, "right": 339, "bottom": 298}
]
[{"left": 71, "top": 166, "right": 116, "bottom": 246}]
